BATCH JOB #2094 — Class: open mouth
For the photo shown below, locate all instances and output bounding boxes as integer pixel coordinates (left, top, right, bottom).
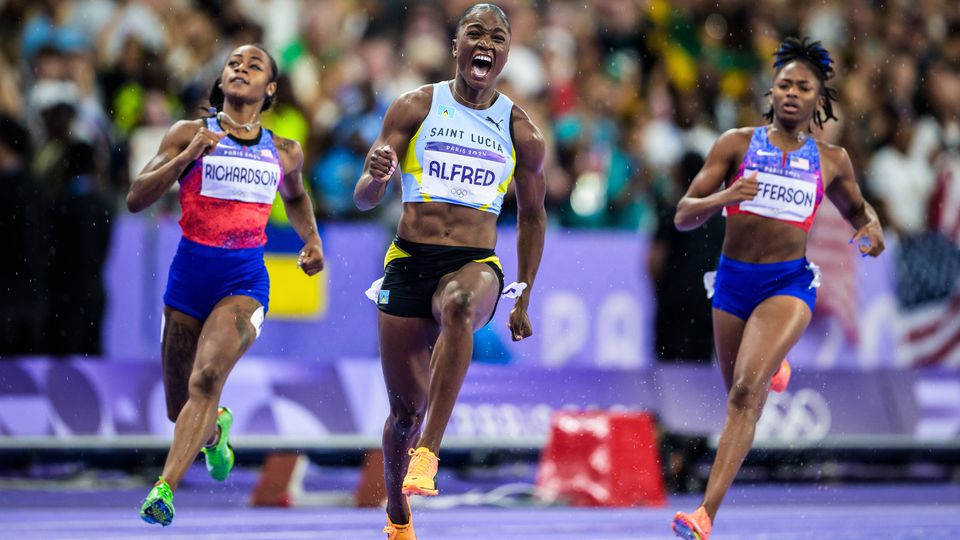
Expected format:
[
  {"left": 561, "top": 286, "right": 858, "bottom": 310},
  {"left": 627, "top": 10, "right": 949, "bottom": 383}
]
[
  {"left": 782, "top": 102, "right": 800, "bottom": 113},
  {"left": 471, "top": 54, "right": 493, "bottom": 80},
  {"left": 229, "top": 76, "right": 249, "bottom": 85}
]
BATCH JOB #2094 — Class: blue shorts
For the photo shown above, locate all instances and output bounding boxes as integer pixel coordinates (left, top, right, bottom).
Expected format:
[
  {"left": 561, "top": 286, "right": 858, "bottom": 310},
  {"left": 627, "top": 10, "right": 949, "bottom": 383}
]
[
  {"left": 163, "top": 237, "right": 270, "bottom": 321},
  {"left": 712, "top": 255, "right": 818, "bottom": 321}
]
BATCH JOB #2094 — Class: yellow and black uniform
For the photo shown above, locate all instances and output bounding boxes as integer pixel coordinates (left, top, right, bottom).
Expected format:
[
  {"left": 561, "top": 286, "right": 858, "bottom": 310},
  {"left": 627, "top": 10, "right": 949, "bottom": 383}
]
[
  {"left": 375, "top": 81, "right": 515, "bottom": 320},
  {"left": 376, "top": 237, "right": 505, "bottom": 320}
]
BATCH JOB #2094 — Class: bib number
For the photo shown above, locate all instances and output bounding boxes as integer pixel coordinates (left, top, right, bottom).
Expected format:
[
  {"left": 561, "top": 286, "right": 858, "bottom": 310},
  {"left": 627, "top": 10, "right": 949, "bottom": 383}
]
[
  {"left": 739, "top": 169, "right": 817, "bottom": 223},
  {"left": 200, "top": 155, "right": 281, "bottom": 204},
  {"left": 419, "top": 142, "right": 506, "bottom": 206}
]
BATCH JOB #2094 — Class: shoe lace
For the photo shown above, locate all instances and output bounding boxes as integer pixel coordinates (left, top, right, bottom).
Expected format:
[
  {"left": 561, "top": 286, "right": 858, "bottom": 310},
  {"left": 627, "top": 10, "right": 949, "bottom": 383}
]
[
  {"left": 383, "top": 524, "right": 397, "bottom": 538},
  {"left": 154, "top": 478, "right": 172, "bottom": 499},
  {"left": 406, "top": 448, "right": 438, "bottom": 477},
  {"left": 692, "top": 508, "right": 712, "bottom": 535}
]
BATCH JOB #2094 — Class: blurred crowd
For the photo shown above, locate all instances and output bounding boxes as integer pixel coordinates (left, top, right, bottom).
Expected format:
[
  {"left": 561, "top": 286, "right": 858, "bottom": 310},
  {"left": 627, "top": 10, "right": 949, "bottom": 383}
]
[{"left": 2, "top": 0, "right": 959, "bottom": 357}]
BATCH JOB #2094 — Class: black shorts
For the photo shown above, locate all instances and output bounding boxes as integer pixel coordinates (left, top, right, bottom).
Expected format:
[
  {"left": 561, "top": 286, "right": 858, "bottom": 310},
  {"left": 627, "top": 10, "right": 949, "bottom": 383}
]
[{"left": 377, "top": 236, "right": 505, "bottom": 321}]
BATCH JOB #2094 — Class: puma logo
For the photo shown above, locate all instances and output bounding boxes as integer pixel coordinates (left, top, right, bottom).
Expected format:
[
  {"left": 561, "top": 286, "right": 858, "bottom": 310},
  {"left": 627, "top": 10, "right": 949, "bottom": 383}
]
[{"left": 485, "top": 116, "right": 504, "bottom": 131}]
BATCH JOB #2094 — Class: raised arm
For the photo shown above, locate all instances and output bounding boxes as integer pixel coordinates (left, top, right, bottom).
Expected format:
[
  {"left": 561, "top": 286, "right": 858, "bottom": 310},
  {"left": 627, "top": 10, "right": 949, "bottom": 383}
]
[
  {"left": 825, "top": 145, "right": 885, "bottom": 257},
  {"left": 507, "top": 105, "right": 547, "bottom": 341},
  {"left": 277, "top": 137, "right": 324, "bottom": 275},
  {"left": 353, "top": 87, "right": 432, "bottom": 211},
  {"left": 674, "top": 129, "right": 755, "bottom": 231},
  {"left": 126, "top": 120, "right": 223, "bottom": 213}
]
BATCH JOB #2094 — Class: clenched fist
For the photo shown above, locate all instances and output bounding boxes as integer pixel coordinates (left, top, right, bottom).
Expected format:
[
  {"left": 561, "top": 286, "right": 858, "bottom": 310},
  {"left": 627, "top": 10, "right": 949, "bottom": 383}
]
[
  {"left": 184, "top": 126, "right": 226, "bottom": 162},
  {"left": 724, "top": 171, "right": 759, "bottom": 205},
  {"left": 370, "top": 144, "right": 398, "bottom": 183}
]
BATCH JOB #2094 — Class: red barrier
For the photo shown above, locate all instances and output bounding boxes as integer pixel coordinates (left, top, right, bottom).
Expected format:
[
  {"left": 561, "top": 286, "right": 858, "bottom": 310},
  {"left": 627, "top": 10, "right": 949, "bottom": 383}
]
[{"left": 535, "top": 411, "right": 667, "bottom": 507}]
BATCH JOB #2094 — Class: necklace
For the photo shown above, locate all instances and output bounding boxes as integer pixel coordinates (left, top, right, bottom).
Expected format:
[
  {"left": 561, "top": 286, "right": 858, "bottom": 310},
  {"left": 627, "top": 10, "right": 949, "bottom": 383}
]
[
  {"left": 452, "top": 82, "right": 493, "bottom": 108},
  {"left": 770, "top": 125, "right": 807, "bottom": 143},
  {"left": 217, "top": 110, "right": 260, "bottom": 133}
]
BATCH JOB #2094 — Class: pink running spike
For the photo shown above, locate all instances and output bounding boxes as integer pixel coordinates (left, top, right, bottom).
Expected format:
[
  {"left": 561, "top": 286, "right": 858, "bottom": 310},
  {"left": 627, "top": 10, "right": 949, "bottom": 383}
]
[{"left": 770, "top": 359, "right": 792, "bottom": 393}]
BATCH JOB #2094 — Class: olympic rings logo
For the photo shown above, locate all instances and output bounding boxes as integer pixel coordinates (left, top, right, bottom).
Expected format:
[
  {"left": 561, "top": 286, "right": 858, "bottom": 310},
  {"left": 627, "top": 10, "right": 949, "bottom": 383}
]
[
  {"left": 756, "top": 388, "right": 832, "bottom": 443},
  {"left": 449, "top": 188, "right": 469, "bottom": 198}
]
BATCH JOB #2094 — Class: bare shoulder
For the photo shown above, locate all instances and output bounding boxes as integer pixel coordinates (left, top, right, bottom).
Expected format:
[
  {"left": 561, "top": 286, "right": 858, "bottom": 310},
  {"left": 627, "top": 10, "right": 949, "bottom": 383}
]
[
  {"left": 165, "top": 118, "right": 205, "bottom": 143},
  {"left": 396, "top": 83, "right": 434, "bottom": 110},
  {"left": 384, "top": 84, "right": 433, "bottom": 134},
  {"left": 173, "top": 118, "right": 206, "bottom": 131},
  {"left": 722, "top": 127, "right": 755, "bottom": 145},
  {"left": 510, "top": 103, "right": 545, "bottom": 151},
  {"left": 272, "top": 134, "right": 304, "bottom": 171},
  {"left": 272, "top": 134, "right": 302, "bottom": 156},
  {"left": 814, "top": 140, "right": 853, "bottom": 184},
  {"left": 815, "top": 139, "right": 850, "bottom": 164},
  {"left": 707, "top": 127, "right": 753, "bottom": 159}
]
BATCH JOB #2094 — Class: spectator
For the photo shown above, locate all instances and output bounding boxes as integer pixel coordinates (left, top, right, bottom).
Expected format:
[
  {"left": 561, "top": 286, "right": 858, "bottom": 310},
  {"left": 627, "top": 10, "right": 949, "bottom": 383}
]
[
  {"left": 0, "top": 115, "right": 46, "bottom": 355},
  {"left": 648, "top": 152, "right": 723, "bottom": 362},
  {"left": 867, "top": 102, "right": 935, "bottom": 236},
  {"left": 45, "top": 141, "right": 113, "bottom": 355}
]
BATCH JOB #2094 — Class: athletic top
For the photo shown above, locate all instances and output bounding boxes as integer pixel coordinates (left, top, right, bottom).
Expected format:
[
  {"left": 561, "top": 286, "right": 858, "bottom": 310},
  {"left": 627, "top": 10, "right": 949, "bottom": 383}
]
[
  {"left": 178, "top": 117, "right": 283, "bottom": 248},
  {"left": 399, "top": 81, "right": 517, "bottom": 215},
  {"left": 725, "top": 126, "right": 825, "bottom": 232}
]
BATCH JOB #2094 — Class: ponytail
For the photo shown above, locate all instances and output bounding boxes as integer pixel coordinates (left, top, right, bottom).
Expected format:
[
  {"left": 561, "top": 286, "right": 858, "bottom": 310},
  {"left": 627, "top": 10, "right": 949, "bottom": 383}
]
[{"left": 207, "top": 77, "right": 225, "bottom": 114}]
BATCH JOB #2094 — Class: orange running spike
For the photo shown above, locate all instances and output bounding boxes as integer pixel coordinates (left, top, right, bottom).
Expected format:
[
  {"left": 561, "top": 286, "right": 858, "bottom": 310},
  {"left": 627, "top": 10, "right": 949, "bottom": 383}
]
[
  {"left": 383, "top": 514, "right": 418, "bottom": 540},
  {"left": 672, "top": 506, "right": 712, "bottom": 540},
  {"left": 402, "top": 447, "right": 439, "bottom": 497}
]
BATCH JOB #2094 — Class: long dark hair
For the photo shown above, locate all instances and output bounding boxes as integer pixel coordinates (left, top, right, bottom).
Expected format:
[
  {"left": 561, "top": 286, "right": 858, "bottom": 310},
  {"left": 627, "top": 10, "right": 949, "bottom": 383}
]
[
  {"left": 763, "top": 36, "right": 840, "bottom": 130},
  {"left": 208, "top": 43, "right": 279, "bottom": 113}
]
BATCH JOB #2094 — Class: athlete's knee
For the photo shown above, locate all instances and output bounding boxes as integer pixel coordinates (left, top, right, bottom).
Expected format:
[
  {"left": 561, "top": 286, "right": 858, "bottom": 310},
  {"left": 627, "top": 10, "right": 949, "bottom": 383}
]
[
  {"left": 389, "top": 402, "right": 426, "bottom": 432},
  {"left": 188, "top": 363, "right": 227, "bottom": 398},
  {"left": 441, "top": 287, "right": 475, "bottom": 326},
  {"left": 727, "top": 376, "right": 766, "bottom": 413}
]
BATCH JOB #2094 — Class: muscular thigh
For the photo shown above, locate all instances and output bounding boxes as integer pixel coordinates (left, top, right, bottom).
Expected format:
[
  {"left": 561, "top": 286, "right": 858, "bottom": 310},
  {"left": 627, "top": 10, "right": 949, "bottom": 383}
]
[
  {"left": 712, "top": 308, "right": 746, "bottom": 392},
  {"left": 431, "top": 262, "right": 502, "bottom": 330},
  {"left": 733, "top": 295, "right": 812, "bottom": 385},
  {"left": 195, "top": 295, "right": 264, "bottom": 366}
]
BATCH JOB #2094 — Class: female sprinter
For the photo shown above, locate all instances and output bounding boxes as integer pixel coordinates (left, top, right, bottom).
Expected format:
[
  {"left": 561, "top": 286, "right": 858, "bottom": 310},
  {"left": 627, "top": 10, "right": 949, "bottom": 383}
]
[
  {"left": 670, "top": 37, "right": 884, "bottom": 539},
  {"left": 353, "top": 4, "right": 546, "bottom": 539},
  {"left": 127, "top": 44, "right": 324, "bottom": 526}
]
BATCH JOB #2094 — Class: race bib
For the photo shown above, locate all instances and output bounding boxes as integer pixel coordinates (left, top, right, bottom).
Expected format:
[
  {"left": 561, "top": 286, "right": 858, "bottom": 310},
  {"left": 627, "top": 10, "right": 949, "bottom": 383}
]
[
  {"left": 419, "top": 141, "right": 506, "bottom": 206},
  {"left": 739, "top": 169, "right": 817, "bottom": 223},
  {"left": 200, "top": 155, "right": 281, "bottom": 204}
]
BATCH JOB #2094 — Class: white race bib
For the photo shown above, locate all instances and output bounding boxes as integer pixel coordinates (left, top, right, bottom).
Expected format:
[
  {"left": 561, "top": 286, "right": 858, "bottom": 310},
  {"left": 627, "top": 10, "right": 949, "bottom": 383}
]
[
  {"left": 739, "top": 169, "right": 817, "bottom": 223},
  {"left": 200, "top": 154, "right": 281, "bottom": 204},
  {"left": 419, "top": 141, "right": 506, "bottom": 206}
]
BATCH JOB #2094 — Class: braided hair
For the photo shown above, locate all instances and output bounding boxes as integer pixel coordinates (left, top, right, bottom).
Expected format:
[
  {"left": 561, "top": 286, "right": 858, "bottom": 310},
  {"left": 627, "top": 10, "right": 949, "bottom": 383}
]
[
  {"left": 763, "top": 36, "right": 840, "bottom": 130},
  {"left": 208, "top": 44, "right": 279, "bottom": 114}
]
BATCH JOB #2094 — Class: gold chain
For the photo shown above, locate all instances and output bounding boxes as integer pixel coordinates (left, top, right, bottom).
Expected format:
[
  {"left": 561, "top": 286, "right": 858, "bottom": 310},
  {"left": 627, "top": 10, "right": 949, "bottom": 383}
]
[{"left": 451, "top": 81, "right": 494, "bottom": 108}]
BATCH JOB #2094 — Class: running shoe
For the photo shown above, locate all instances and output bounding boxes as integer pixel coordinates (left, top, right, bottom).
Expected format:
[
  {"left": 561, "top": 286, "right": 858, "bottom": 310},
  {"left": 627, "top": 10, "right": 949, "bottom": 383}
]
[
  {"left": 401, "top": 447, "right": 439, "bottom": 496},
  {"left": 383, "top": 514, "right": 418, "bottom": 540},
  {"left": 770, "top": 359, "right": 792, "bottom": 393},
  {"left": 139, "top": 477, "right": 175, "bottom": 526},
  {"left": 672, "top": 506, "right": 712, "bottom": 540},
  {"left": 201, "top": 406, "right": 235, "bottom": 481}
]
